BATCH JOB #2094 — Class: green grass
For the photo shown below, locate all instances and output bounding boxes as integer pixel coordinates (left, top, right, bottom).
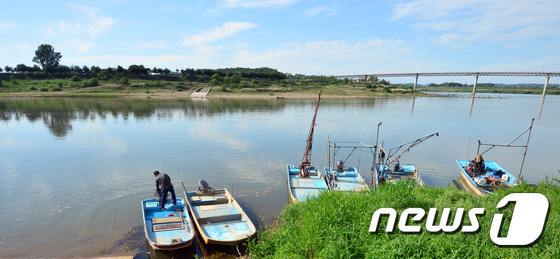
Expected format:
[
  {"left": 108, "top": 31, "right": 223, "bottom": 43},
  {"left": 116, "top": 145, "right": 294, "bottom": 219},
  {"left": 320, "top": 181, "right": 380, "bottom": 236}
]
[{"left": 247, "top": 179, "right": 560, "bottom": 258}]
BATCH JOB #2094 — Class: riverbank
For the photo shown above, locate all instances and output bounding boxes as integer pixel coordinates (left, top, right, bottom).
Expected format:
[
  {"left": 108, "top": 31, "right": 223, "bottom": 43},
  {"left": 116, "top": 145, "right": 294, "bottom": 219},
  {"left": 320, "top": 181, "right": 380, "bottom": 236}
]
[
  {"left": 246, "top": 179, "right": 560, "bottom": 258},
  {"left": 0, "top": 86, "right": 426, "bottom": 99}
]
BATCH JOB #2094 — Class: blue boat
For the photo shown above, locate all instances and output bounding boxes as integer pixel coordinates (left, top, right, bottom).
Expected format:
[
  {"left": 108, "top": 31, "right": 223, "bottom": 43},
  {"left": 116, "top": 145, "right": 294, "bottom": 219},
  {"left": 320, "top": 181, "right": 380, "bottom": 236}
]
[
  {"left": 287, "top": 91, "right": 327, "bottom": 203},
  {"left": 324, "top": 141, "right": 370, "bottom": 192},
  {"left": 184, "top": 188, "right": 256, "bottom": 245},
  {"left": 287, "top": 165, "right": 329, "bottom": 203},
  {"left": 374, "top": 133, "right": 438, "bottom": 187},
  {"left": 142, "top": 198, "right": 194, "bottom": 250},
  {"left": 324, "top": 164, "right": 368, "bottom": 192},
  {"left": 376, "top": 163, "right": 424, "bottom": 186},
  {"left": 456, "top": 159, "right": 517, "bottom": 196}
]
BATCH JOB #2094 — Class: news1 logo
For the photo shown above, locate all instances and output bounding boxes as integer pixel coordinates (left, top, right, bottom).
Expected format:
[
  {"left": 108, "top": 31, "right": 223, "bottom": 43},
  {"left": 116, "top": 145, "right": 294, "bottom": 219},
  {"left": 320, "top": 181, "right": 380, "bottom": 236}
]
[{"left": 369, "top": 193, "right": 549, "bottom": 246}]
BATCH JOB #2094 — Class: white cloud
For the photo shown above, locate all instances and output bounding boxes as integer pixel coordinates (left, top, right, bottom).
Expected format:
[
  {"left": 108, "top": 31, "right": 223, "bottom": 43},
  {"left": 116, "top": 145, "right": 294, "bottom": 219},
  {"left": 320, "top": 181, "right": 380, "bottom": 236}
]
[
  {"left": 182, "top": 22, "right": 257, "bottom": 46},
  {"left": 62, "top": 54, "right": 211, "bottom": 70},
  {"left": 0, "top": 21, "right": 17, "bottom": 32},
  {"left": 13, "top": 44, "right": 33, "bottom": 53},
  {"left": 233, "top": 38, "right": 416, "bottom": 75},
  {"left": 302, "top": 6, "right": 337, "bottom": 19},
  {"left": 137, "top": 40, "right": 170, "bottom": 49},
  {"left": 63, "top": 38, "right": 95, "bottom": 54},
  {"left": 392, "top": 0, "right": 560, "bottom": 46},
  {"left": 224, "top": 0, "right": 299, "bottom": 8},
  {"left": 48, "top": 4, "right": 115, "bottom": 38}
]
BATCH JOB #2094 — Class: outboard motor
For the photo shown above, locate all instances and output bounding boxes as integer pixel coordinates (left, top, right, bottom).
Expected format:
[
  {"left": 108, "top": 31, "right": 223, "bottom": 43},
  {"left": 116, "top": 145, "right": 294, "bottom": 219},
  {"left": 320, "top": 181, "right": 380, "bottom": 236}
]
[
  {"left": 198, "top": 179, "right": 211, "bottom": 192},
  {"left": 394, "top": 160, "right": 400, "bottom": 172},
  {"left": 336, "top": 160, "right": 345, "bottom": 173}
]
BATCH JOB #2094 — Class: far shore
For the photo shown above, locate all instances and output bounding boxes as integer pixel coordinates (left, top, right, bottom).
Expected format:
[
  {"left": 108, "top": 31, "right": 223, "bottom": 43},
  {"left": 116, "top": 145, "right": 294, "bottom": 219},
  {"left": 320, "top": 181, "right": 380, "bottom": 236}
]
[{"left": 0, "top": 88, "right": 435, "bottom": 99}]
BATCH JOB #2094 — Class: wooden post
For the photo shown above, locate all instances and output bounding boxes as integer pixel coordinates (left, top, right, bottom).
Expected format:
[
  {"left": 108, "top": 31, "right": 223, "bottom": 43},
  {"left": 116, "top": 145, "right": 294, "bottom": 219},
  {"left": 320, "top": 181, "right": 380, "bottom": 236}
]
[
  {"left": 471, "top": 73, "right": 479, "bottom": 97},
  {"left": 542, "top": 75, "right": 550, "bottom": 98}
]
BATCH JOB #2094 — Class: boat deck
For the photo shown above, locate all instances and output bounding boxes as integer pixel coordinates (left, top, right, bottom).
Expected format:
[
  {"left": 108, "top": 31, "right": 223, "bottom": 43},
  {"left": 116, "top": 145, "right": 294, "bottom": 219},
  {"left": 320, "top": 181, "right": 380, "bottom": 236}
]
[
  {"left": 186, "top": 189, "right": 256, "bottom": 245},
  {"left": 325, "top": 167, "right": 367, "bottom": 192},
  {"left": 287, "top": 165, "right": 328, "bottom": 203},
  {"left": 143, "top": 198, "right": 193, "bottom": 249}
]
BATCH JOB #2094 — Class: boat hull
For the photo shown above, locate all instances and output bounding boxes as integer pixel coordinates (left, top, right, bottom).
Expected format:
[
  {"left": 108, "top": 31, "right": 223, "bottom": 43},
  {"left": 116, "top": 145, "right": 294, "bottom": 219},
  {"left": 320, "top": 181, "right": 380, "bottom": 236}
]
[
  {"left": 184, "top": 188, "right": 256, "bottom": 246},
  {"left": 287, "top": 165, "right": 328, "bottom": 203},
  {"left": 377, "top": 164, "right": 424, "bottom": 186},
  {"left": 142, "top": 198, "right": 194, "bottom": 250},
  {"left": 456, "top": 160, "right": 517, "bottom": 196},
  {"left": 324, "top": 166, "right": 368, "bottom": 192}
]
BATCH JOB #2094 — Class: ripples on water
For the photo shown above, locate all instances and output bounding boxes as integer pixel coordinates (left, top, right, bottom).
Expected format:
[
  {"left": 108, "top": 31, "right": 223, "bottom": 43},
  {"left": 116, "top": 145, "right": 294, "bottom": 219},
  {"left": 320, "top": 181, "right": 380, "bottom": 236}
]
[{"left": 0, "top": 95, "right": 558, "bottom": 257}]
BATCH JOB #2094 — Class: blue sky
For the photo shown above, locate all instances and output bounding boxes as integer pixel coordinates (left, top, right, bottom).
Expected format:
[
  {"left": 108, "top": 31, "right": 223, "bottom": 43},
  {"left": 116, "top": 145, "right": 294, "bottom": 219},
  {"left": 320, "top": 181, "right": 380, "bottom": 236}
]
[{"left": 1, "top": 0, "right": 559, "bottom": 84}]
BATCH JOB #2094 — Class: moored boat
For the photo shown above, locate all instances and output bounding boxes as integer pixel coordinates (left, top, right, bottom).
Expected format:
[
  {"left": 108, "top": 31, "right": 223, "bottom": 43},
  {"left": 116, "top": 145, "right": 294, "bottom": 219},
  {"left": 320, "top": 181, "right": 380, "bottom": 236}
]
[
  {"left": 456, "top": 159, "right": 517, "bottom": 196},
  {"left": 377, "top": 162, "right": 424, "bottom": 185},
  {"left": 287, "top": 164, "right": 329, "bottom": 203},
  {"left": 184, "top": 186, "right": 256, "bottom": 246},
  {"left": 456, "top": 119, "right": 534, "bottom": 196},
  {"left": 142, "top": 198, "right": 194, "bottom": 250},
  {"left": 324, "top": 164, "right": 368, "bottom": 192},
  {"left": 375, "top": 132, "right": 438, "bottom": 187},
  {"left": 323, "top": 141, "right": 371, "bottom": 192},
  {"left": 287, "top": 90, "right": 327, "bottom": 203}
]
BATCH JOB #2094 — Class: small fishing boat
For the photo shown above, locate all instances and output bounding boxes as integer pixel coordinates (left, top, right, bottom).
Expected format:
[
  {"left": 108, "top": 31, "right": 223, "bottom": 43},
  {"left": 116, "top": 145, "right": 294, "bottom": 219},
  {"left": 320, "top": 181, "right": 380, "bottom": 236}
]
[
  {"left": 286, "top": 91, "right": 328, "bottom": 203},
  {"left": 324, "top": 141, "right": 371, "bottom": 192},
  {"left": 456, "top": 159, "right": 517, "bottom": 196},
  {"left": 375, "top": 132, "right": 438, "bottom": 187},
  {"left": 325, "top": 164, "right": 368, "bottom": 192},
  {"left": 142, "top": 198, "right": 194, "bottom": 250},
  {"left": 456, "top": 119, "right": 533, "bottom": 196},
  {"left": 184, "top": 186, "right": 256, "bottom": 246},
  {"left": 377, "top": 162, "right": 424, "bottom": 185},
  {"left": 287, "top": 164, "right": 329, "bottom": 203}
]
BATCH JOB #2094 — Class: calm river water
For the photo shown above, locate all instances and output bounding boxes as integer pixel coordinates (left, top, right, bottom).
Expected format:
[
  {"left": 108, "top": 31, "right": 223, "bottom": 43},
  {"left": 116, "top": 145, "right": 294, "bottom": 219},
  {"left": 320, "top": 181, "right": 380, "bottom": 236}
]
[{"left": 0, "top": 94, "right": 559, "bottom": 257}]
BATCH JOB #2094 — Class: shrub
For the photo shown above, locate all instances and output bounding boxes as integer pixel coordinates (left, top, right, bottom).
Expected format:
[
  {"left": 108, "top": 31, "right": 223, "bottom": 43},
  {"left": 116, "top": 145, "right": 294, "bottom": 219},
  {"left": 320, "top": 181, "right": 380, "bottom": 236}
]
[
  {"left": 71, "top": 75, "right": 81, "bottom": 82},
  {"left": 119, "top": 77, "right": 129, "bottom": 86},
  {"left": 239, "top": 80, "right": 250, "bottom": 88},
  {"left": 83, "top": 78, "right": 99, "bottom": 87}
]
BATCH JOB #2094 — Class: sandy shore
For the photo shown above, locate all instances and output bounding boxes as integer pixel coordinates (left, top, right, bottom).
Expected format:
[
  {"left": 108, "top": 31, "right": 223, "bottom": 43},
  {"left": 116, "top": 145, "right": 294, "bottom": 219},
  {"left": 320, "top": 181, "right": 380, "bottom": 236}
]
[{"left": 0, "top": 89, "right": 420, "bottom": 99}]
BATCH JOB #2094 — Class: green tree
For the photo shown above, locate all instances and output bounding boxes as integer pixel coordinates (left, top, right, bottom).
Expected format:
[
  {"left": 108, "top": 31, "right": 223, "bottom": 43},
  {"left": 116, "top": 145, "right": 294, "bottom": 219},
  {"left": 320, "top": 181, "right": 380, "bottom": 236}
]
[
  {"left": 231, "top": 74, "right": 241, "bottom": 84},
  {"left": 32, "top": 44, "right": 62, "bottom": 69},
  {"left": 210, "top": 73, "right": 222, "bottom": 85}
]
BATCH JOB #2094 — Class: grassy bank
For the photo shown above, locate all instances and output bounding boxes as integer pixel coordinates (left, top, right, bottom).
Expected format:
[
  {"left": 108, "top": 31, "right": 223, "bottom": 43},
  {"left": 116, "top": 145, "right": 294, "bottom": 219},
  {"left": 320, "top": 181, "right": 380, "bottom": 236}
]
[
  {"left": 247, "top": 179, "right": 560, "bottom": 258},
  {"left": 0, "top": 78, "right": 423, "bottom": 98}
]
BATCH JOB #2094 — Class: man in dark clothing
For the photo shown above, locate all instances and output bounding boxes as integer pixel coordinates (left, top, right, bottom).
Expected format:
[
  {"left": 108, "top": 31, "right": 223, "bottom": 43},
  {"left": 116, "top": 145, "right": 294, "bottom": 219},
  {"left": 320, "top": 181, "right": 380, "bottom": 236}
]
[{"left": 153, "top": 170, "right": 176, "bottom": 210}]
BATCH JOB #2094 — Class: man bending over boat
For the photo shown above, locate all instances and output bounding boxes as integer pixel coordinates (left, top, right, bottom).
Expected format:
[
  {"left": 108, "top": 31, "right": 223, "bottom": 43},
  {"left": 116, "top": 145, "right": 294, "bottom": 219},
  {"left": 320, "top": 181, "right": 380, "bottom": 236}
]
[{"left": 153, "top": 170, "right": 177, "bottom": 210}]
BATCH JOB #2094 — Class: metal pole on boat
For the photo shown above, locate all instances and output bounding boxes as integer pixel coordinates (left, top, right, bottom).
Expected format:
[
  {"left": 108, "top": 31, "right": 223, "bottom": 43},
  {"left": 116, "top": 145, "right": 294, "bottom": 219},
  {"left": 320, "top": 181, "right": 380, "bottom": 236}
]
[
  {"left": 372, "top": 122, "right": 382, "bottom": 188},
  {"left": 517, "top": 118, "right": 534, "bottom": 183}
]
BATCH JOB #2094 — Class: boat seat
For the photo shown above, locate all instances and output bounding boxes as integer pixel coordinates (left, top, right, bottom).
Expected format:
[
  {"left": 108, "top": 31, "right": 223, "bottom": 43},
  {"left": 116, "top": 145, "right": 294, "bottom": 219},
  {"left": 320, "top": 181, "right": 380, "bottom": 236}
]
[
  {"left": 152, "top": 216, "right": 184, "bottom": 232},
  {"left": 189, "top": 193, "right": 228, "bottom": 205},
  {"left": 152, "top": 216, "right": 183, "bottom": 224},
  {"left": 194, "top": 203, "right": 242, "bottom": 223},
  {"left": 153, "top": 223, "right": 184, "bottom": 232}
]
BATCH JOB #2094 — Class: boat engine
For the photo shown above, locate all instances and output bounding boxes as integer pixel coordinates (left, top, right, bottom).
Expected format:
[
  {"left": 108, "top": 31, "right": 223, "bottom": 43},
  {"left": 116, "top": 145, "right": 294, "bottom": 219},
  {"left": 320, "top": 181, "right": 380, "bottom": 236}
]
[
  {"left": 336, "top": 160, "right": 345, "bottom": 173},
  {"left": 198, "top": 179, "right": 212, "bottom": 192}
]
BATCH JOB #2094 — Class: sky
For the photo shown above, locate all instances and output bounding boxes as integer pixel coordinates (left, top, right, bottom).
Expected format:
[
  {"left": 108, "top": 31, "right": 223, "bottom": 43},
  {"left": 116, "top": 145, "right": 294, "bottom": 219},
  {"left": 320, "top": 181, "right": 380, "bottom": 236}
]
[{"left": 1, "top": 0, "right": 559, "bottom": 84}]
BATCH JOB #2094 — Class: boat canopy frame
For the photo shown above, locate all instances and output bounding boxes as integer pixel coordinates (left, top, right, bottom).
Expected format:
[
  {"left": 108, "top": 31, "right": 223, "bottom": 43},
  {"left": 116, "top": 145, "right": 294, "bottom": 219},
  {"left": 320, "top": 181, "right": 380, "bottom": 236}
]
[{"left": 472, "top": 118, "right": 534, "bottom": 183}]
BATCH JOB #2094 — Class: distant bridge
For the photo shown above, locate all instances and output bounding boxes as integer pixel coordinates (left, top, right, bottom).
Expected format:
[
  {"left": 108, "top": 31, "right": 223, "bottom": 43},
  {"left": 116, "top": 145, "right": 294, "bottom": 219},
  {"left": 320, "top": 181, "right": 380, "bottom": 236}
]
[
  {"left": 333, "top": 72, "right": 560, "bottom": 97},
  {"left": 333, "top": 72, "right": 560, "bottom": 78}
]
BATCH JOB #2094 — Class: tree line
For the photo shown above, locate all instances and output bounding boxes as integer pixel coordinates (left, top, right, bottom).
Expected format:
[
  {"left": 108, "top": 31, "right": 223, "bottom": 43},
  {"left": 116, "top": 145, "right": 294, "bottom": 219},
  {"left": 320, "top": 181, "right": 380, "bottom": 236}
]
[{"left": 0, "top": 44, "right": 287, "bottom": 83}]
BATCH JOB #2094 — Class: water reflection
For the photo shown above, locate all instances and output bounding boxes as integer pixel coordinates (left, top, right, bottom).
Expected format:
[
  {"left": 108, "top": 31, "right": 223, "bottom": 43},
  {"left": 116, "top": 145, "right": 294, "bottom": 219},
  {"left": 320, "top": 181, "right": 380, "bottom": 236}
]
[{"left": 0, "top": 98, "right": 286, "bottom": 138}]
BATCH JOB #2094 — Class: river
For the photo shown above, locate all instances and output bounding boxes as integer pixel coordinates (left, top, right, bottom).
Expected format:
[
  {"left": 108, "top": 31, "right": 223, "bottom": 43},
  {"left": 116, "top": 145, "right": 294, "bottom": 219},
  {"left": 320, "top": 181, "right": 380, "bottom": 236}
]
[{"left": 0, "top": 94, "right": 558, "bottom": 257}]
